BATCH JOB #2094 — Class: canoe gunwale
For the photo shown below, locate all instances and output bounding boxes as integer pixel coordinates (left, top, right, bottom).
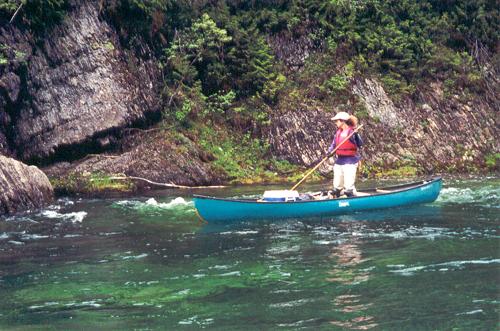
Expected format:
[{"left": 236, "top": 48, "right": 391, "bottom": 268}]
[{"left": 193, "top": 176, "right": 442, "bottom": 204}]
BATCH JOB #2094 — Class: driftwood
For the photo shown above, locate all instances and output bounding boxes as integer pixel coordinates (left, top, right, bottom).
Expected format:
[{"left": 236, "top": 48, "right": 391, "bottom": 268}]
[
  {"left": 107, "top": 175, "right": 226, "bottom": 189},
  {"left": 79, "top": 153, "right": 120, "bottom": 162},
  {"left": 122, "top": 127, "right": 165, "bottom": 133}
]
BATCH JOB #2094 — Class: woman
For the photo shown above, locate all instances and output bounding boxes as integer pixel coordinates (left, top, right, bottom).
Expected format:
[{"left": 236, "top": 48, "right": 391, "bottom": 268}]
[{"left": 327, "top": 111, "right": 363, "bottom": 197}]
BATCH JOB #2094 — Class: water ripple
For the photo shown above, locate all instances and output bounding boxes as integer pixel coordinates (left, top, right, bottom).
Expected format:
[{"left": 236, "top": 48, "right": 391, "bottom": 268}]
[
  {"left": 438, "top": 186, "right": 500, "bottom": 208},
  {"left": 178, "top": 315, "right": 214, "bottom": 326},
  {"left": 269, "top": 298, "right": 316, "bottom": 308},
  {"left": 39, "top": 210, "right": 87, "bottom": 223},
  {"left": 311, "top": 225, "right": 497, "bottom": 242},
  {"left": 388, "top": 258, "right": 500, "bottom": 276},
  {"left": 115, "top": 197, "right": 193, "bottom": 210}
]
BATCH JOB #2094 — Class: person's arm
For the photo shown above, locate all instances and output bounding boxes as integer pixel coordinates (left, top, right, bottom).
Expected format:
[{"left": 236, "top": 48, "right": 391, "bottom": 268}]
[
  {"left": 327, "top": 137, "right": 336, "bottom": 154},
  {"left": 349, "top": 133, "right": 363, "bottom": 147}
]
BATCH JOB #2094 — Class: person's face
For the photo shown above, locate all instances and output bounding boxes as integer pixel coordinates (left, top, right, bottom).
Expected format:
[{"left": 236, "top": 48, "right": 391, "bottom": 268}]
[{"left": 335, "top": 119, "right": 343, "bottom": 128}]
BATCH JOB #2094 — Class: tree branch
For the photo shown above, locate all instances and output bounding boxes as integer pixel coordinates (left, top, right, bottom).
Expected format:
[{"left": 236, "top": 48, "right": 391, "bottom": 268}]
[
  {"left": 108, "top": 175, "right": 226, "bottom": 189},
  {"left": 9, "top": 2, "right": 23, "bottom": 24}
]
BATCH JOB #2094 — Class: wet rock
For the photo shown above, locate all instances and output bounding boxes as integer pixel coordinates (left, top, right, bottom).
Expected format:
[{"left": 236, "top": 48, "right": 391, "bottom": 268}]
[{"left": 0, "top": 155, "right": 53, "bottom": 214}]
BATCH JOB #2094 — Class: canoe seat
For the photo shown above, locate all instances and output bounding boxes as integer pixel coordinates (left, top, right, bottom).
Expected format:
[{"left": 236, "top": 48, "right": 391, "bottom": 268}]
[
  {"left": 355, "top": 192, "right": 371, "bottom": 197},
  {"left": 376, "top": 189, "right": 391, "bottom": 193}
]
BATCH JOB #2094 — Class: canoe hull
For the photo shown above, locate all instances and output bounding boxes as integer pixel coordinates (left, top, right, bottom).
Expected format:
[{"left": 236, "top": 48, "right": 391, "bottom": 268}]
[{"left": 193, "top": 178, "right": 442, "bottom": 222}]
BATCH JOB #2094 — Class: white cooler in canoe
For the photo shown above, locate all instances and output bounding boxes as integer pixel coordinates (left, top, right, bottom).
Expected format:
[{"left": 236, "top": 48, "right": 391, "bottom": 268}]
[{"left": 262, "top": 190, "right": 300, "bottom": 202}]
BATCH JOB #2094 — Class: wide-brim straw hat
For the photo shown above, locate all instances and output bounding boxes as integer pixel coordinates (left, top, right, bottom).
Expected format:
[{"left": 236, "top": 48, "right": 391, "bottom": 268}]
[{"left": 331, "top": 111, "right": 350, "bottom": 121}]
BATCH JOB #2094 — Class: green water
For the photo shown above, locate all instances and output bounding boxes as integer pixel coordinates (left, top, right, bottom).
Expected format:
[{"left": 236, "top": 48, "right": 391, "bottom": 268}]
[{"left": 0, "top": 178, "right": 498, "bottom": 330}]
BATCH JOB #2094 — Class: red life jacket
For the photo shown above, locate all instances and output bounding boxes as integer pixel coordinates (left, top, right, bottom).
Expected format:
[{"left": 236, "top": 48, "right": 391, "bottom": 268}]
[{"left": 335, "top": 127, "right": 357, "bottom": 156}]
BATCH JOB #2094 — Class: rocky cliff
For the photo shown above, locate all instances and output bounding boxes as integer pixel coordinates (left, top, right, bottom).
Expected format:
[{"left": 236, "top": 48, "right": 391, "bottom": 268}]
[
  {"left": 0, "top": 155, "right": 53, "bottom": 214},
  {"left": 353, "top": 78, "right": 498, "bottom": 172},
  {"left": 267, "top": 77, "right": 498, "bottom": 176},
  {"left": 0, "top": 1, "right": 160, "bottom": 163}
]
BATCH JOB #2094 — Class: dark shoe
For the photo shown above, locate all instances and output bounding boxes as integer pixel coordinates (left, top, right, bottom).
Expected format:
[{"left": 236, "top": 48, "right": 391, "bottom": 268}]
[
  {"left": 333, "top": 188, "right": 343, "bottom": 198},
  {"left": 344, "top": 190, "right": 355, "bottom": 197}
]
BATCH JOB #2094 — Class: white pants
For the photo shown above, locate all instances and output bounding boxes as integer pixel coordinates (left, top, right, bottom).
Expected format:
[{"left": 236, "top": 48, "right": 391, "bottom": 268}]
[{"left": 333, "top": 163, "right": 358, "bottom": 194}]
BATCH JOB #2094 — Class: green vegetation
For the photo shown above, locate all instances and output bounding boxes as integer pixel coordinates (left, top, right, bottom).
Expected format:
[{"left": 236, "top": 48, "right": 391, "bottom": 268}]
[
  {"left": 0, "top": 0, "right": 69, "bottom": 31},
  {"left": 0, "top": 0, "right": 17, "bottom": 14},
  {"left": 484, "top": 153, "right": 500, "bottom": 171},
  {"left": 86, "top": 172, "right": 134, "bottom": 192},
  {"left": 378, "top": 165, "right": 419, "bottom": 178},
  {"left": 3, "top": 0, "right": 495, "bottom": 119},
  {"left": 102, "top": 41, "right": 115, "bottom": 51},
  {"left": 99, "top": 1, "right": 500, "bottom": 178},
  {"left": 50, "top": 172, "right": 135, "bottom": 196},
  {"left": 98, "top": 0, "right": 497, "bottom": 130},
  {"left": 0, "top": 43, "right": 28, "bottom": 66},
  {"left": 194, "top": 124, "right": 305, "bottom": 184},
  {"left": 362, "top": 159, "right": 421, "bottom": 179}
]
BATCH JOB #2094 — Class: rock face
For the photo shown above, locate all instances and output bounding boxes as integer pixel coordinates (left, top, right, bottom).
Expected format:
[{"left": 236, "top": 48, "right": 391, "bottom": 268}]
[
  {"left": 267, "top": 77, "right": 499, "bottom": 174},
  {"left": 43, "top": 130, "right": 225, "bottom": 188},
  {"left": 0, "top": 1, "right": 160, "bottom": 162},
  {"left": 0, "top": 155, "right": 53, "bottom": 214},
  {"left": 268, "top": 29, "right": 318, "bottom": 71},
  {"left": 352, "top": 79, "right": 406, "bottom": 128},
  {"left": 353, "top": 78, "right": 498, "bottom": 172},
  {"left": 267, "top": 107, "right": 333, "bottom": 171}
]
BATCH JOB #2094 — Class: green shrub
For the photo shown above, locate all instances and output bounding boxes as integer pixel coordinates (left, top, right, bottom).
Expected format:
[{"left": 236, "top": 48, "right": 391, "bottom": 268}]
[
  {"left": 324, "top": 74, "right": 348, "bottom": 92},
  {"left": 86, "top": 172, "right": 133, "bottom": 192},
  {"left": 0, "top": 0, "right": 18, "bottom": 15},
  {"left": 204, "top": 90, "right": 236, "bottom": 117},
  {"left": 484, "top": 153, "right": 500, "bottom": 170},
  {"left": 175, "top": 100, "right": 192, "bottom": 123},
  {"left": 23, "top": 0, "right": 69, "bottom": 32}
]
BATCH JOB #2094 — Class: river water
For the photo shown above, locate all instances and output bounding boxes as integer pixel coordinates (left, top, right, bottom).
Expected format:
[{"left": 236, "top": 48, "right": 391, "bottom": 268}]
[{"left": 0, "top": 177, "right": 498, "bottom": 330}]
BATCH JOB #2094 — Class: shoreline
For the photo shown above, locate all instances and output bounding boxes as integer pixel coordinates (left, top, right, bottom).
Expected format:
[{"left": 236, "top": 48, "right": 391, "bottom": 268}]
[{"left": 48, "top": 171, "right": 499, "bottom": 199}]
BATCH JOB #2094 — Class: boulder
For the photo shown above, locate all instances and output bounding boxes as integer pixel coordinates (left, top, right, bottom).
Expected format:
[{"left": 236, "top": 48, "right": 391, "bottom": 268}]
[{"left": 0, "top": 155, "right": 53, "bottom": 214}]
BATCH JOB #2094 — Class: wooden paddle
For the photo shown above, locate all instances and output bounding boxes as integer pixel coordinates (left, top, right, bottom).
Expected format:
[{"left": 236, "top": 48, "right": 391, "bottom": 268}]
[{"left": 290, "top": 124, "right": 363, "bottom": 191}]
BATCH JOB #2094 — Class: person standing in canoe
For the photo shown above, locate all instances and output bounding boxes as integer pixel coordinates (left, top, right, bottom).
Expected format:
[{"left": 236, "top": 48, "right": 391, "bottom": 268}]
[{"left": 327, "top": 112, "right": 363, "bottom": 197}]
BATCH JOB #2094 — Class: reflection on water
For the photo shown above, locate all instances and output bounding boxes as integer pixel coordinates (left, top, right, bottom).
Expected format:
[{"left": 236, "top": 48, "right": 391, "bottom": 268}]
[
  {"left": 0, "top": 178, "right": 498, "bottom": 330},
  {"left": 327, "top": 222, "right": 377, "bottom": 329}
]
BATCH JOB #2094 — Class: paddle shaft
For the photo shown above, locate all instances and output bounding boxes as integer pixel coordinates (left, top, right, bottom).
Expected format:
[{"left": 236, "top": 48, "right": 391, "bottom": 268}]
[{"left": 290, "top": 124, "right": 363, "bottom": 191}]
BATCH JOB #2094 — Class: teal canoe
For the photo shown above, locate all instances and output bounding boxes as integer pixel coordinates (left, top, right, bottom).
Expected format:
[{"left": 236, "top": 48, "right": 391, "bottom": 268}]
[{"left": 193, "top": 177, "right": 442, "bottom": 222}]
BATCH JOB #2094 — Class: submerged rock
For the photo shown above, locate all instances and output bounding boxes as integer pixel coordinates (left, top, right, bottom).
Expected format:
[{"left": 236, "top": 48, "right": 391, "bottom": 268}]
[{"left": 0, "top": 156, "right": 53, "bottom": 214}]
